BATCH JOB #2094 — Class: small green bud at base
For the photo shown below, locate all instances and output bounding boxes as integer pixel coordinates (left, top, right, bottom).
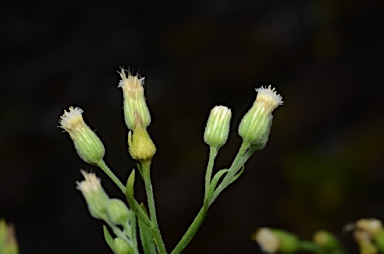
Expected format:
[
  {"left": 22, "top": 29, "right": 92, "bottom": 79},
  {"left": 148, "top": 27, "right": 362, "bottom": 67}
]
[
  {"left": 204, "top": 105, "right": 232, "bottom": 148},
  {"left": 118, "top": 69, "right": 151, "bottom": 130},
  {"left": 128, "top": 128, "right": 156, "bottom": 161},
  {"left": 59, "top": 107, "right": 105, "bottom": 165},
  {"left": 239, "top": 86, "right": 283, "bottom": 147},
  {"left": 76, "top": 171, "right": 110, "bottom": 220},
  {"left": 113, "top": 237, "right": 135, "bottom": 254},
  {"left": 106, "top": 199, "right": 130, "bottom": 225}
]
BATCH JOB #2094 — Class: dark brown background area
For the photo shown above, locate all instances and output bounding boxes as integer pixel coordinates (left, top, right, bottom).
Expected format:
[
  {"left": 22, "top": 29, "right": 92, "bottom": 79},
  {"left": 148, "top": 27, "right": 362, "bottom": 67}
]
[{"left": 1, "top": 1, "right": 384, "bottom": 253}]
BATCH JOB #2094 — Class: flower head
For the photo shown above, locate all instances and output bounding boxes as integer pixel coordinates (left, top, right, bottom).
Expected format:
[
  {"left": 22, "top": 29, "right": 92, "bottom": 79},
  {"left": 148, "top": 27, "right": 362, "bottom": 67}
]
[
  {"left": 118, "top": 68, "right": 151, "bottom": 130},
  {"left": 77, "top": 171, "right": 110, "bottom": 220},
  {"left": 204, "top": 106, "right": 232, "bottom": 148},
  {"left": 255, "top": 228, "right": 280, "bottom": 253},
  {"left": 59, "top": 107, "right": 105, "bottom": 165},
  {"left": 253, "top": 228, "right": 299, "bottom": 254},
  {"left": 238, "top": 85, "right": 283, "bottom": 148}
]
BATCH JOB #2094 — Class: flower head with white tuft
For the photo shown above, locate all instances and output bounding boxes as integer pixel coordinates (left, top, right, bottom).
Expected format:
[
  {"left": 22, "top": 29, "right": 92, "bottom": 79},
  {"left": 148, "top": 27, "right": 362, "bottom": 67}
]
[
  {"left": 254, "top": 85, "right": 284, "bottom": 113},
  {"left": 59, "top": 106, "right": 84, "bottom": 133},
  {"left": 238, "top": 85, "right": 283, "bottom": 147},
  {"left": 59, "top": 106, "right": 105, "bottom": 165}
]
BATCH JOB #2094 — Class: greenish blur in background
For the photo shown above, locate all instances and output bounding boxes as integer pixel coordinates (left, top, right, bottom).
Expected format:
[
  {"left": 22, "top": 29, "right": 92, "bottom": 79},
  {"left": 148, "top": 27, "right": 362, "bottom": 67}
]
[{"left": 1, "top": 1, "right": 383, "bottom": 253}]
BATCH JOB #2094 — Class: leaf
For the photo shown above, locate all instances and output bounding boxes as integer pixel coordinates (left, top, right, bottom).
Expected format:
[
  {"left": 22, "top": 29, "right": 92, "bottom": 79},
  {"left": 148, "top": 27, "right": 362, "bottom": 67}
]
[
  {"left": 103, "top": 225, "right": 115, "bottom": 251},
  {"left": 138, "top": 204, "right": 156, "bottom": 254},
  {"left": 125, "top": 170, "right": 152, "bottom": 227},
  {"left": 207, "top": 169, "right": 228, "bottom": 199}
]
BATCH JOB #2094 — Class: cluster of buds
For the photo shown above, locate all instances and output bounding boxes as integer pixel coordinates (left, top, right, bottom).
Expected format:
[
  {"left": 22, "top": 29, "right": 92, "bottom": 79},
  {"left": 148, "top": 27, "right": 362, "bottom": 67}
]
[
  {"left": 204, "top": 85, "right": 283, "bottom": 150},
  {"left": 76, "top": 171, "right": 132, "bottom": 225},
  {"left": 349, "top": 218, "right": 384, "bottom": 253},
  {"left": 118, "top": 69, "right": 156, "bottom": 162},
  {"left": 77, "top": 171, "right": 136, "bottom": 253}
]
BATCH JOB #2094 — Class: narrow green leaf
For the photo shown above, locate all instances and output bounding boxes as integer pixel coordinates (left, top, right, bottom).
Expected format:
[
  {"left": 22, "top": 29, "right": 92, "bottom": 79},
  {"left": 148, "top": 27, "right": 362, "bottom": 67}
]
[
  {"left": 125, "top": 170, "right": 152, "bottom": 227},
  {"left": 103, "top": 225, "right": 115, "bottom": 251},
  {"left": 138, "top": 204, "right": 157, "bottom": 254},
  {"left": 230, "top": 165, "right": 245, "bottom": 184},
  {"left": 207, "top": 169, "right": 228, "bottom": 199}
]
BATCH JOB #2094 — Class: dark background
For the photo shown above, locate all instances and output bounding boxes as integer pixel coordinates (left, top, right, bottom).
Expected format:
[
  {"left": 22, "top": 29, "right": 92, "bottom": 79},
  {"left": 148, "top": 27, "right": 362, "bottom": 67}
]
[{"left": 1, "top": 1, "right": 384, "bottom": 253}]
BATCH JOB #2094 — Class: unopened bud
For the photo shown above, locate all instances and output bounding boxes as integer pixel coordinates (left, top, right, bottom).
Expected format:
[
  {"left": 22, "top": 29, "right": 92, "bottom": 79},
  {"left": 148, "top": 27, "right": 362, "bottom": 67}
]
[
  {"left": 106, "top": 199, "right": 130, "bottom": 225},
  {"left": 0, "top": 219, "right": 18, "bottom": 254},
  {"left": 76, "top": 171, "right": 110, "bottom": 220},
  {"left": 252, "top": 227, "right": 299, "bottom": 253},
  {"left": 204, "top": 106, "right": 232, "bottom": 148},
  {"left": 59, "top": 107, "right": 105, "bottom": 165},
  {"left": 128, "top": 128, "right": 156, "bottom": 161},
  {"left": 113, "top": 237, "right": 134, "bottom": 254},
  {"left": 118, "top": 69, "right": 151, "bottom": 130},
  {"left": 239, "top": 86, "right": 283, "bottom": 148},
  {"left": 313, "top": 230, "right": 344, "bottom": 252}
]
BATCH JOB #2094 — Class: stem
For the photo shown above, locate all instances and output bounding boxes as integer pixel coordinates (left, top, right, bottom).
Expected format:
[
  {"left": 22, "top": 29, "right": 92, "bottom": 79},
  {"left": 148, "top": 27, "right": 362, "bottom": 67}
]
[
  {"left": 141, "top": 160, "right": 167, "bottom": 254},
  {"left": 170, "top": 202, "right": 209, "bottom": 254},
  {"left": 210, "top": 142, "right": 250, "bottom": 204},
  {"left": 204, "top": 146, "right": 218, "bottom": 201},
  {"left": 97, "top": 160, "right": 126, "bottom": 193}
]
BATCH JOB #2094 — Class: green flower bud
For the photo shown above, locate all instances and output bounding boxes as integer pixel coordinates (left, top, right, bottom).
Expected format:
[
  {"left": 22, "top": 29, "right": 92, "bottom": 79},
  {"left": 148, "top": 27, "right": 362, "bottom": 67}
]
[
  {"left": 59, "top": 107, "right": 105, "bottom": 165},
  {"left": 106, "top": 199, "right": 130, "bottom": 225},
  {"left": 113, "top": 237, "right": 134, "bottom": 254},
  {"left": 76, "top": 171, "right": 110, "bottom": 220},
  {"left": 313, "top": 230, "right": 344, "bottom": 252},
  {"left": 118, "top": 69, "right": 151, "bottom": 130},
  {"left": 204, "top": 106, "right": 232, "bottom": 148},
  {"left": 128, "top": 127, "right": 156, "bottom": 161},
  {"left": 0, "top": 219, "right": 18, "bottom": 254},
  {"left": 239, "top": 86, "right": 283, "bottom": 148},
  {"left": 253, "top": 228, "right": 299, "bottom": 253}
]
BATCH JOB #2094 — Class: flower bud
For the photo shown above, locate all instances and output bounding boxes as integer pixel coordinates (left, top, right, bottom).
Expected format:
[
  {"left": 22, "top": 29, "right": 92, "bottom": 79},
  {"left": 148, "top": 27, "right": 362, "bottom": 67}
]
[
  {"left": 0, "top": 219, "right": 18, "bottom": 254},
  {"left": 59, "top": 107, "right": 105, "bottom": 165},
  {"left": 239, "top": 86, "right": 283, "bottom": 148},
  {"left": 106, "top": 199, "right": 130, "bottom": 225},
  {"left": 118, "top": 69, "right": 151, "bottom": 130},
  {"left": 204, "top": 106, "right": 232, "bottom": 148},
  {"left": 253, "top": 228, "right": 299, "bottom": 253},
  {"left": 128, "top": 128, "right": 156, "bottom": 161},
  {"left": 76, "top": 171, "right": 110, "bottom": 220},
  {"left": 113, "top": 237, "right": 135, "bottom": 254},
  {"left": 356, "top": 219, "right": 383, "bottom": 236},
  {"left": 313, "top": 230, "right": 344, "bottom": 252}
]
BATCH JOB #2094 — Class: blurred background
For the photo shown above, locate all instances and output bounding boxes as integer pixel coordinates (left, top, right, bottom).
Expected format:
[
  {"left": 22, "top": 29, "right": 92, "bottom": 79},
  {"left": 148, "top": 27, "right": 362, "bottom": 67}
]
[{"left": 1, "top": 1, "right": 383, "bottom": 253}]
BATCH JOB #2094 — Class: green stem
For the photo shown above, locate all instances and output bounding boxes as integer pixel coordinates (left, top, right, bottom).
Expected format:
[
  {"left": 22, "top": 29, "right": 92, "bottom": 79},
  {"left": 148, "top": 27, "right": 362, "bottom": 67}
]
[
  {"left": 170, "top": 202, "right": 209, "bottom": 254},
  {"left": 97, "top": 160, "right": 126, "bottom": 193},
  {"left": 204, "top": 146, "right": 218, "bottom": 201},
  {"left": 141, "top": 160, "right": 167, "bottom": 254},
  {"left": 210, "top": 142, "right": 250, "bottom": 204}
]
